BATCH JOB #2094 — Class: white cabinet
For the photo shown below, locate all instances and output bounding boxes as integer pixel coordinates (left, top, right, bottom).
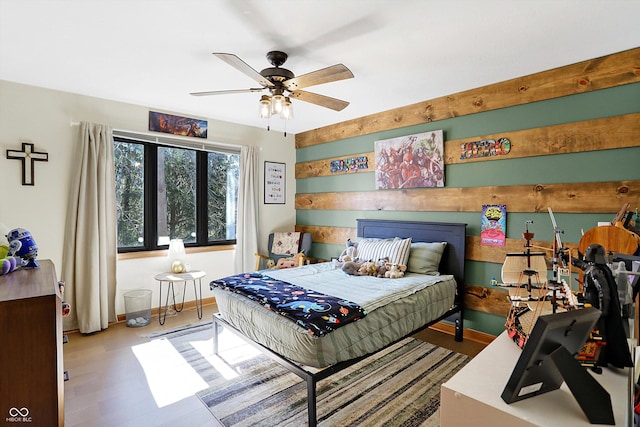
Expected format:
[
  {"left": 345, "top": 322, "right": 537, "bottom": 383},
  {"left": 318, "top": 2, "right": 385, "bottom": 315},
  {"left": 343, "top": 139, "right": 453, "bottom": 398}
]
[{"left": 440, "top": 331, "right": 633, "bottom": 427}]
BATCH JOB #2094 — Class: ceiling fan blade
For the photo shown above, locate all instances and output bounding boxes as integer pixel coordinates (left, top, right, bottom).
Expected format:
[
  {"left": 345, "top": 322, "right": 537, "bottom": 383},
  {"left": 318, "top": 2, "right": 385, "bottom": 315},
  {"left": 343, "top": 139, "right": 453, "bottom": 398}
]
[
  {"left": 212, "top": 53, "right": 274, "bottom": 88},
  {"left": 284, "top": 64, "right": 353, "bottom": 91},
  {"left": 289, "top": 90, "right": 350, "bottom": 111},
  {"left": 190, "top": 88, "right": 264, "bottom": 96}
]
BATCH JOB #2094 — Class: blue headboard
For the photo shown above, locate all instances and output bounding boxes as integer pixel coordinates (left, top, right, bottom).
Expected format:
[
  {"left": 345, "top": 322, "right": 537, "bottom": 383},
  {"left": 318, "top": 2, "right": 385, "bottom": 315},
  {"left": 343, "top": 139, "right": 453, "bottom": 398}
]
[{"left": 356, "top": 219, "right": 467, "bottom": 287}]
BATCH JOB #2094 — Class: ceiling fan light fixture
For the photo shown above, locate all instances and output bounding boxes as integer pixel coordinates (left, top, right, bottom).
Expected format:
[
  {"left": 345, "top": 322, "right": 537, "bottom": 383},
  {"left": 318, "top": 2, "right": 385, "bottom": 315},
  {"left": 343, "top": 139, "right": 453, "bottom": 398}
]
[
  {"left": 198, "top": 51, "right": 353, "bottom": 127},
  {"left": 271, "top": 94, "right": 285, "bottom": 115},
  {"left": 280, "top": 97, "right": 293, "bottom": 120},
  {"left": 259, "top": 95, "right": 272, "bottom": 118}
]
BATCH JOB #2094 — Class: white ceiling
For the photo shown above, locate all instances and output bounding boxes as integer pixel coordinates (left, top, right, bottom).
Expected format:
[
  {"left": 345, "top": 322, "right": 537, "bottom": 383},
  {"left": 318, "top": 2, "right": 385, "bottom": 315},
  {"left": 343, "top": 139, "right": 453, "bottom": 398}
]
[{"left": 1, "top": 0, "right": 638, "bottom": 136}]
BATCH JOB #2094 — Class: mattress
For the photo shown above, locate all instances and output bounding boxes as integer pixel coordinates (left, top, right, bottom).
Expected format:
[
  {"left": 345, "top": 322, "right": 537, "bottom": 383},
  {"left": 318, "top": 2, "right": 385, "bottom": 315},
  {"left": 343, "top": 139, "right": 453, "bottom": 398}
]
[{"left": 212, "top": 262, "right": 456, "bottom": 367}]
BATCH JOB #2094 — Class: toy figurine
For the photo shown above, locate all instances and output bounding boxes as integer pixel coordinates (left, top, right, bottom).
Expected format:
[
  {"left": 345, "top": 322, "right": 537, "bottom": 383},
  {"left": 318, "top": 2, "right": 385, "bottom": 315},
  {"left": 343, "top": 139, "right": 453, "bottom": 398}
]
[
  {"left": 572, "top": 244, "right": 633, "bottom": 369},
  {"left": 6, "top": 228, "right": 40, "bottom": 268}
]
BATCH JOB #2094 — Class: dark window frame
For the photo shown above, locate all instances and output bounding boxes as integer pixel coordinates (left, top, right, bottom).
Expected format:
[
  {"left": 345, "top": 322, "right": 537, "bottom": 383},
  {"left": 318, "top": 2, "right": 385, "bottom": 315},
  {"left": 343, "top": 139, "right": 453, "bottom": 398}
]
[{"left": 114, "top": 136, "right": 238, "bottom": 253}]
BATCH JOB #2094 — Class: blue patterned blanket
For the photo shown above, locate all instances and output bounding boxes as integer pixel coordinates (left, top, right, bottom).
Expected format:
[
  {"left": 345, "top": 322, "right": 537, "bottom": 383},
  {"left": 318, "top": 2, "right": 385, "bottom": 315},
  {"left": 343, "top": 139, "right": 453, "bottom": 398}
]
[{"left": 210, "top": 272, "right": 367, "bottom": 336}]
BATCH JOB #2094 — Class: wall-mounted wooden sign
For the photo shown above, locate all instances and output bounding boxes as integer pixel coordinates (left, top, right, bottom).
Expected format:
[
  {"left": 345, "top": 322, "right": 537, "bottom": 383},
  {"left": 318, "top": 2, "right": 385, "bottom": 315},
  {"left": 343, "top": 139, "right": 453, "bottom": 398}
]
[
  {"left": 460, "top": 137, "right": 511, "bottom": 160},
  {"left": 330, "top": 156, "right": 369, "bottom": 173}
]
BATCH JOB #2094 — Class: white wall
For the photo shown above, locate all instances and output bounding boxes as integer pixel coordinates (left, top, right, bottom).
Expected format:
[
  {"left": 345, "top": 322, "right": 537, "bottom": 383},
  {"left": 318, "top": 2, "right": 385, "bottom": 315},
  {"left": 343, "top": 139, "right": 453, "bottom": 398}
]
[{"left": 0, "top": 80, "right": 296, "bottom": 318}]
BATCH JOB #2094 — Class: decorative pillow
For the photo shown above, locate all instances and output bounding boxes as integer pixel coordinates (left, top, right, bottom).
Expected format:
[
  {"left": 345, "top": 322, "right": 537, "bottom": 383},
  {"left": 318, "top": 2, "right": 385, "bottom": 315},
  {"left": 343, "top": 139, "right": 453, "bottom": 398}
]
[
  {"left": 356, "top": 237, "right": 412, "bottom": 266},
  {"left": 407, "top": 242, "right": 447, "bottom": 275},
  {"left": 271, "top": 232, "right": 301, "bottom": 255}
]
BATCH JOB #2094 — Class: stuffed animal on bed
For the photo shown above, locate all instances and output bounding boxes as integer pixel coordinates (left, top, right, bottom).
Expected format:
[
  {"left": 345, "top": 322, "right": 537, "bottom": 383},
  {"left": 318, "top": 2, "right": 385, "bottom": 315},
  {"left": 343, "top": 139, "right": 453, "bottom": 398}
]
[
  {"left": 341, "top": 259, "right": 364, "bottom": 275},
  {"left": 338, "top": 239, "right": 358, "bottom": 262},
  {"left": 376, "top": 257, "right": 390, "bottom": 278},
  {"left": 384, "top": 263, "right": 407, "bottom": 279},
  {"left": 358, "top": 260, "right": 379, "bottom": 276}
]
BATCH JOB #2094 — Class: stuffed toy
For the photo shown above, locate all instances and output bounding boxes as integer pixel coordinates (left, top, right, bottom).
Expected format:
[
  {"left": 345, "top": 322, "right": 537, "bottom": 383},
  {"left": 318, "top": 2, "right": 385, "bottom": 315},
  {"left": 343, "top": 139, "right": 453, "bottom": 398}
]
[
  {"left": 58, "top": 281, "right": 71, "bottom": 317},
  {"left": 341, "top": 260, "right": 364, "bottom": 276},
  {"left": 376, "top": 257, "right": 390, "bottom": 278},
  {"left": 7, "top": 227, "right": 40, "bottom": 268},
  {"left": 358, "top": 260, "right": 379, "bottom": 276},
  {"left": 1, "top": 257, "right": 18, "bottom": 275},
  {"left": 276, "top": 252, "right": 305, "bottom": 269},
  {"left": 0, "top": 252, "right": 18, "bottom": 276},
  {"left": 0, "top": 243, "right": 18, "bottom": 275},
  {"left": 385, "top": 263, "right": 407, "bottom": 279},
  {"left": 338, "top": 239, "right": 358, "bottom": 262},
  {"left": 276, "top": 258, "right": 297, "bottom": 269}
]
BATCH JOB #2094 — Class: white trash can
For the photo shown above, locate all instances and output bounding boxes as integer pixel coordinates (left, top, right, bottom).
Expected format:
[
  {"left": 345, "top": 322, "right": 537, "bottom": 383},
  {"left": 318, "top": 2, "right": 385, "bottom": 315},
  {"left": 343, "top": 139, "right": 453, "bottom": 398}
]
[{"left": 124, "top": 289, "right": 152, "bottom": 327}]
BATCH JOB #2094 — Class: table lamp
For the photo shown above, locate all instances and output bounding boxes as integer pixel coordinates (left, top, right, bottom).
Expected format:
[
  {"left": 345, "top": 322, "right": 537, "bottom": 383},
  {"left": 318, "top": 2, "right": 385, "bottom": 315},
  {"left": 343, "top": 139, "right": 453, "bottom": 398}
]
[{"left": 167, "top": 238, "right": 187, "bottom": 273}]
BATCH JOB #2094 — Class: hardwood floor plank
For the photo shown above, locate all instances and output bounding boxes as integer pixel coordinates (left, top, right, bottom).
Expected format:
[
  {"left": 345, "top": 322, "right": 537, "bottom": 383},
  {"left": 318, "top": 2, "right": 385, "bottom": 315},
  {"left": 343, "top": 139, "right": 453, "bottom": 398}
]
[{"left": 64, "top": 304, "right": 485, "bottom": 426}]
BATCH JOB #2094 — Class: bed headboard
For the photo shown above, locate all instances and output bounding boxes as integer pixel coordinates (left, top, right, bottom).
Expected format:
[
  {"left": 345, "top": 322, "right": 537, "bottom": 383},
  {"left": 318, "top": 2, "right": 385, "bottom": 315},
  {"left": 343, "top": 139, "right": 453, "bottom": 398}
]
[{"left": 357, "top": 219, "right": 467, "bottom": 286}]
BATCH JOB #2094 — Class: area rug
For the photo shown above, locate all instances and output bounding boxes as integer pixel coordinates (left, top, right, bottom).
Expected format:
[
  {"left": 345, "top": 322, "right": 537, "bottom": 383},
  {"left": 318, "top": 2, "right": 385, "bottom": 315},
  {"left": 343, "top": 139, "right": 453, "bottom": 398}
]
[
  {"left": 144, "top": 319, "right": 214, "bottom": 339},
  {"left": 163, "top": 324, "right": 472, "bottom": 427}
]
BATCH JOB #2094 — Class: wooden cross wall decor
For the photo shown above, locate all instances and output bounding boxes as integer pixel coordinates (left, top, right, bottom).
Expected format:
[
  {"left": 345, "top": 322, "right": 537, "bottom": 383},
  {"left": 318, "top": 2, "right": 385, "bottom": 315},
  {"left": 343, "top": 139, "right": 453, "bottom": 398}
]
[{"left": 6, "top": 141, "right": 49, "bottom": 186}]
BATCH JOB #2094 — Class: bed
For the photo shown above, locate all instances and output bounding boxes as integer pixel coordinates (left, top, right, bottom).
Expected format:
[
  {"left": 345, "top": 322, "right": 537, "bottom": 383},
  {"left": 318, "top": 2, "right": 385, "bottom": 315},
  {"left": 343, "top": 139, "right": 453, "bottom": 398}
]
[{"left": 210, "top": 219, "right": 466, "bottom": 426}]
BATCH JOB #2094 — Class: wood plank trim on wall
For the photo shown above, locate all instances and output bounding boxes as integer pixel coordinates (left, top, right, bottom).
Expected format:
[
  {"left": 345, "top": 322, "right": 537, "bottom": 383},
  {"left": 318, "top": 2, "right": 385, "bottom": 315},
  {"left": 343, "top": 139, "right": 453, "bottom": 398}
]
[
  {"left": 295, "top": 113, "right": 640, "bottom": 178},
  {"left": 295, "top": 47, "right": 640, "bottom": 148},
  {"left": 295, "top": 225, "right": 357, "bottom": 247},
  {"left": 295, "top": 224, "right": 578, "bottom": 264},
  {"left": 295, "top": 180, "right": 640, "bottom": 213}
]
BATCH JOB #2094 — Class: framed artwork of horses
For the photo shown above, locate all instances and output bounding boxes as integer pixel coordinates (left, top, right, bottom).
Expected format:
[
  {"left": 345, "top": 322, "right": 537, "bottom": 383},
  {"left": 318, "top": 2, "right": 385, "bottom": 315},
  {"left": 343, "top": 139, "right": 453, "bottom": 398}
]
[{"left": 374, "top": 130, "right": 444, "bottom": 190}]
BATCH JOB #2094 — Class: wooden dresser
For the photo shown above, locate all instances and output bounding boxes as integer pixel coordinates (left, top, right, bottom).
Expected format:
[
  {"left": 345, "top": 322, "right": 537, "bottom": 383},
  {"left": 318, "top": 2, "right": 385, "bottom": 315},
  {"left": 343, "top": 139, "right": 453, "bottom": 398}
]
[{"left": 0, "top": 260, "right": 64, "bottom": 427}]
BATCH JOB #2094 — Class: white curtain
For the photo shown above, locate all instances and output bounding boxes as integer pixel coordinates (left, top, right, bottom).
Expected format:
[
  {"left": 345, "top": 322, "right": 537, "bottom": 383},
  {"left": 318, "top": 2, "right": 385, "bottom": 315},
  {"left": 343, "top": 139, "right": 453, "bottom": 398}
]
[
  {"left": 234, "top": 145, "right": 259, "bottom": 273},
  {"left": 61, "top": 122, "right": 117, "bottom": 333}
]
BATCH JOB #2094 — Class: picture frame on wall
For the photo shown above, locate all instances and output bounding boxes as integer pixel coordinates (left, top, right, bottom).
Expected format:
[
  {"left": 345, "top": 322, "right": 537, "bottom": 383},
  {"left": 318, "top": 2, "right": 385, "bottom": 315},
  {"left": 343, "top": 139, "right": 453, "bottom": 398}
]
[
  {"left": 264, "top": 161, "right": 286, "bottom": 204},
  {"left": 374, "top": 130, "right": 445, "bottom": 189},
  {"left": 148, "top": 111, "right": 208, "bottom": 138}
]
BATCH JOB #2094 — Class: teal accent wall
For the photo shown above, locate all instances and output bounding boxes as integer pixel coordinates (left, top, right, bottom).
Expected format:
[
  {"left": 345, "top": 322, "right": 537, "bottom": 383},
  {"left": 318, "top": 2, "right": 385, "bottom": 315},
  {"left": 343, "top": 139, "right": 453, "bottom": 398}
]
[{"left": 295, "top": 82, "right": 640, "bottom": 337}]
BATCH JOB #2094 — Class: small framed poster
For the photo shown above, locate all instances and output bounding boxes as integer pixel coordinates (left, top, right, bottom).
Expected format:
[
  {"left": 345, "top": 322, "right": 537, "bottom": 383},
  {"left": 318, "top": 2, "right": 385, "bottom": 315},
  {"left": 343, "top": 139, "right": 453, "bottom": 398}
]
[
  {"left": 264, "top": 161, "right": 286, "bottom": 204},
  {"left": 481, "top": 204, "right": 507, "bottom": 247}
]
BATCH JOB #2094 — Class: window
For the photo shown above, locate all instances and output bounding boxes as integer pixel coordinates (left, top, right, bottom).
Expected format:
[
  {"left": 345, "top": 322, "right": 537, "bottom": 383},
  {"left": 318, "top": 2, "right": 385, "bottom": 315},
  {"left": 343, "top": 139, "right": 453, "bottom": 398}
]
[{"left": 114, "top": 135, "right": 239, "bottom": 252}]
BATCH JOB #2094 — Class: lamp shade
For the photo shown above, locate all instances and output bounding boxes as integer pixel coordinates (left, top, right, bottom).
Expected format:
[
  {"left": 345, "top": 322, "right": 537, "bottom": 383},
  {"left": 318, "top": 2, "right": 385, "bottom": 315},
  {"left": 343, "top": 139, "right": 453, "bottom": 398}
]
[
  {"left": 258, "top": 95, "right": 272, "bottom": 118},
  {"left": 280, "top": 97, "right": 293, "bottom": 120},
  {"left": 167, "top": 239, "right": 187, "bottom": 273},
  {"left": 271, "top": 94, "right": 285, "bottom": 114}
]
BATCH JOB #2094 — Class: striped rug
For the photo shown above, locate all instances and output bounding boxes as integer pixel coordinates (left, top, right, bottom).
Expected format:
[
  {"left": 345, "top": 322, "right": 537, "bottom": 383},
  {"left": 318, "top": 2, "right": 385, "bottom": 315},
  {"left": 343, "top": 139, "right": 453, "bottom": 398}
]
[{"left": 163, "top": 324, "right": 470, "bottom": 427}]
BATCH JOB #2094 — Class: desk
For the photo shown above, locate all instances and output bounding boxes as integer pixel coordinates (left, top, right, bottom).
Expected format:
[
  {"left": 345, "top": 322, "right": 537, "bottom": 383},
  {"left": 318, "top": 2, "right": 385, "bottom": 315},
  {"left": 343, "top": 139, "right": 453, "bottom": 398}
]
[
  {"left": 440, "top": 331, "right": 633, "bottom": 427},
  {"left": 153, "top": 271, "right": 205, "bottom": 325}
]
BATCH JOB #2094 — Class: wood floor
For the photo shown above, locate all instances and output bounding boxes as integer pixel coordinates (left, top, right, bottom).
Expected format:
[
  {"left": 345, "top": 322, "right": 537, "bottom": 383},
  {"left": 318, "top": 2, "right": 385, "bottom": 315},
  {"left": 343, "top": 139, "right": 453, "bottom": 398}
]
[{"left": 63, "top": 304, "right": 487, "bottom": 427}]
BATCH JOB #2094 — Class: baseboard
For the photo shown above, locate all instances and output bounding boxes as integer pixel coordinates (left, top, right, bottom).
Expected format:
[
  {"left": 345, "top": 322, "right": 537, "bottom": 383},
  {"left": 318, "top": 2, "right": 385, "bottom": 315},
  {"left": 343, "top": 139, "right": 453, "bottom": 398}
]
[
  {"left": 78, "top": 299, "right": 495, "bottom": 345},
  {"left": 115, "top": 296, "right": 217, "bottom": 322},
  {"left": 429, "top": 321, "right": 496, "bottom": 346}
]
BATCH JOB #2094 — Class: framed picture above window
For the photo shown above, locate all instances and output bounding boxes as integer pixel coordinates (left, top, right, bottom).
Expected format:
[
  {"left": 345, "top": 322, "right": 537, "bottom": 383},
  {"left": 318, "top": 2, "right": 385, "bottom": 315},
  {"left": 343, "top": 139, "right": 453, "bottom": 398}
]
[
  {"left": 149, "top": 111, "right": 208, "bottom": 139},
  {"left": 264, "top": 161, "right": 286, "bottom": 204}
]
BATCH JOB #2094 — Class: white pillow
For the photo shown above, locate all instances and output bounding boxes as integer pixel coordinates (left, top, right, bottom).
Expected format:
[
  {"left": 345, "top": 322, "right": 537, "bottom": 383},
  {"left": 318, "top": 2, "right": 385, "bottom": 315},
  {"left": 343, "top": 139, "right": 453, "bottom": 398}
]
[
  {"left": 407, "top": 242, "right": 447, "bottom": 275},
  {"left": 357, "top": 237, "right": 412, "bottom": 266}
]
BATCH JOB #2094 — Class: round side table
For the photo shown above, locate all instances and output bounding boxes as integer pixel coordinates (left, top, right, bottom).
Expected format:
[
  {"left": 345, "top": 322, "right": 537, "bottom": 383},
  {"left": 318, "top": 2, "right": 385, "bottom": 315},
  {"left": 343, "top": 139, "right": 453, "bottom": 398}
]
[{"left": 154, "top": 270, "right": 205, "bottom": 325}]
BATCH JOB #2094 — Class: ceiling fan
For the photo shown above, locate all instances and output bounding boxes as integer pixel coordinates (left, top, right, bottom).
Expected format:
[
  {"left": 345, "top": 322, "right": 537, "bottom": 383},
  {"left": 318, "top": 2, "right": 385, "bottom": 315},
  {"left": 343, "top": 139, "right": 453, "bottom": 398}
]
[{"left": 190, "top": 51, "right": 354, "bottom": 116}]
